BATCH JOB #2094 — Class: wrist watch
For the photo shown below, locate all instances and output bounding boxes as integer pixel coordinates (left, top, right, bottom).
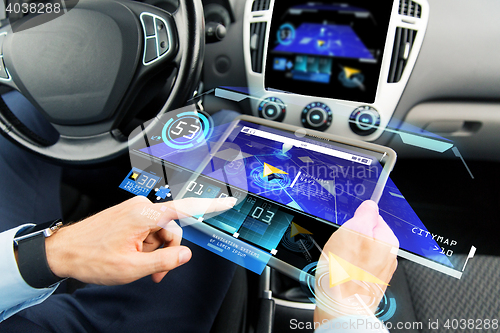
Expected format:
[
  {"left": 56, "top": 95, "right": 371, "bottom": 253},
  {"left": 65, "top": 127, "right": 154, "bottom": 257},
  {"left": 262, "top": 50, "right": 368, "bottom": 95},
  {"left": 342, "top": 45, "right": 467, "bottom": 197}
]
[{"left": 14, "top": 219, "right": 66, "bottom": 289}]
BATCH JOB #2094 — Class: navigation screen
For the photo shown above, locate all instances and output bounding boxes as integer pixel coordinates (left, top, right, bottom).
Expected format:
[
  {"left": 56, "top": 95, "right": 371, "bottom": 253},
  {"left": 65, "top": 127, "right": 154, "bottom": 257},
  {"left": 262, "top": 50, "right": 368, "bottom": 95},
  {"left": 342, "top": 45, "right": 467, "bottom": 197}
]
[
  {"left": 265, "top": 1, "right": 393, "bottom": 103},
  {"left": 126, "top": 111, "right": 457, "bottom": 277},
  {"left": 139, "top": 120, "right": 385, "bottom": 227},
  {"left": 129, "top": 117, "right": 400, "bottom": 274}
]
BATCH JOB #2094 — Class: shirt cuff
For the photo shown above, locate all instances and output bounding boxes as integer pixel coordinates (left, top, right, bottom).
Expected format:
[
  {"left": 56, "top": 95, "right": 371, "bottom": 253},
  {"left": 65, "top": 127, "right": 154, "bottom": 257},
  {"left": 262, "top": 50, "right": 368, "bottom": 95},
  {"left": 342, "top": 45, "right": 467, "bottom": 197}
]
[
  {"left": 0, "top": 225, "right": 59, "bottom": 322},
  {"left": 315, "top": 316, "right": 390, "bottom": 333}
]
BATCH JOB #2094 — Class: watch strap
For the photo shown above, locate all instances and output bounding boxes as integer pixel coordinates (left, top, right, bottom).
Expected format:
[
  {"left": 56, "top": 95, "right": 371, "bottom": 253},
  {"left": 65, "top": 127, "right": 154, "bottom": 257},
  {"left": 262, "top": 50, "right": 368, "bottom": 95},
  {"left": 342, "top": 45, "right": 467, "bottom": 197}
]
[{"left": 17, "top": 232, "right": 63, "bottom": 289}]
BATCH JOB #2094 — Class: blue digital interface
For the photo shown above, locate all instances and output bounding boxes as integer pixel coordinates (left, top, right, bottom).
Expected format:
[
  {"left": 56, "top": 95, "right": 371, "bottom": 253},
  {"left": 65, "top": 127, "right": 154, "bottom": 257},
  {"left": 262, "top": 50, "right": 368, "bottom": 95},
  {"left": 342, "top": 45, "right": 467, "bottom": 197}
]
[
  {"left": 137, "top": 120, "right": 454, "bottom": 270},
  {"left": 142, "top": 121, "right": 380, "bottom": 226},
  {"left": 205, "top": 196, "right": 294, "bottom": 252},
  {"left": 182, "top": 222, "right": 272, "bottom": 274},
  {"left": 118, "top": 168, "right": 161, "bottom": 197},
  {"left": 378, "top": 178, "right": 453, "bottom": 267},
  {"left": 274, "top": 23, "right": 374, "bottom": 60},
  {"left": 289, "top": 4, "right": 369, "bottom": 12}
]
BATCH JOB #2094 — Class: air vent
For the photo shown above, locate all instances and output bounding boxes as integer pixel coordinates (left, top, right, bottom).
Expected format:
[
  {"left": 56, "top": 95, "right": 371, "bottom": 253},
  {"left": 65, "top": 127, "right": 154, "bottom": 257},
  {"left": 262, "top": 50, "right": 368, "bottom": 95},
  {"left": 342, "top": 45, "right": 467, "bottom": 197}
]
[
  {"left": 250, "top": 22, "right": 267, "bottom": 73},
  {"left": 388, "top": 27, "right": 417, "bottom": 83},
  {"left": 399, "top": 0, "right": 422, "bottom": 18},
  {"left": 252, "top": 0, "right": 271, "bottom": 11}
]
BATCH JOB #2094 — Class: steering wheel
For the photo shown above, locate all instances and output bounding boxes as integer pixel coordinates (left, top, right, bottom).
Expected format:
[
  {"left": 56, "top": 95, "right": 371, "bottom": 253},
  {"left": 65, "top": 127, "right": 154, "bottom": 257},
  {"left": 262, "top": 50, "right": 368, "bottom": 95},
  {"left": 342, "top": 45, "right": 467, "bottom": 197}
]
[{"left": 0, "top": 0, "right": 205, "bottom": 165}]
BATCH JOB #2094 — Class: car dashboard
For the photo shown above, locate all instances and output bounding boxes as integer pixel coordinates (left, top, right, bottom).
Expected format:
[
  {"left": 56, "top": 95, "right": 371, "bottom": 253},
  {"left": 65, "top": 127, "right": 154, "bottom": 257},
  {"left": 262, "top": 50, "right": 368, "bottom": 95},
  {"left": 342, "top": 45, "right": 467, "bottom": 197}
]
[
  {"left": 3, "top": 1, "right": 498, "bottom": 332},
  {"left": 202, "top": 0, "right": 500, "bottom": 162}
]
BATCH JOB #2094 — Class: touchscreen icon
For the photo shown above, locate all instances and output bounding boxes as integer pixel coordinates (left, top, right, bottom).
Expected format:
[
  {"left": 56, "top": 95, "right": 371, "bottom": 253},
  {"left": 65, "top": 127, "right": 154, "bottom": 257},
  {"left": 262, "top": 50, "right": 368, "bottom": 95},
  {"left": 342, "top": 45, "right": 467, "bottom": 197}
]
[
  {"left": 273, "top": 57, "right": 288, "bottom": 71},
  {"left": 161, "top": 110, "right": 213, "bottom": 150},
  {"left": 282, "top": 143, "right": 293, "bottom": 154},
  {"left": 263, "top": 163, "right": 288, "bottom": 181},
  {"left": 338, "top": 66, "right": 365, "bottom": 91},
  {"left": 328, "top": 252, "right": 388, "bottom": 287},
  {"left": 294, "top": 55, "right": 308, "bottom": 72},
  {"left": 290, "top": 222, "right": 313, "bottom": 238},
  {"left": 317, "top": 39, "right": 326, "bottom": 49},
  {"left": 154, "top": 185, "right": 171, "bottom": 201},
  {"left": 277, "top": 23, "right": 296, "bottom": 46}
]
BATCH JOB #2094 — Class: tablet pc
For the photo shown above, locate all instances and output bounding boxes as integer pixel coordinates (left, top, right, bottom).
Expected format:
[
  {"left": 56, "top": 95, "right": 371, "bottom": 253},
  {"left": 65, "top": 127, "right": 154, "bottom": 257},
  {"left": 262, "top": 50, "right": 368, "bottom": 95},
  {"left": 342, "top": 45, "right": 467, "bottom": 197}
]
[{"left": 127, "top": 112, "right": 397, "bottom": 280}]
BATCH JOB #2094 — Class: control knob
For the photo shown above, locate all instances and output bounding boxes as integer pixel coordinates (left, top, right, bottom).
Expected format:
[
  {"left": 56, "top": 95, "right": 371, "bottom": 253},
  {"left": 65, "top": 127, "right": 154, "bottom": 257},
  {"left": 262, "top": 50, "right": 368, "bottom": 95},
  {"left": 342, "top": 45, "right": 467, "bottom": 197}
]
[
  {"left": 349, "top": 106, "right": 380, "bottom": 136},
  {"left": 258, "top": 97, "right": 286, "bottom": 122},
  {"left": 301, "top": 102, "right": 332, "bottom": 131}
]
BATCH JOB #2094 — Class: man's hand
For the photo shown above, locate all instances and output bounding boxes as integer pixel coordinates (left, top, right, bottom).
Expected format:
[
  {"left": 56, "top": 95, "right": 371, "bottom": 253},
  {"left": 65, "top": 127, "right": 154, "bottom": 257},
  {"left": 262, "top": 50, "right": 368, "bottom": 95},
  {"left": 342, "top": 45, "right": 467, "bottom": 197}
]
[
  {"left": 44, "top": 196, "right": 236, "bottom": 285},
  {"left": 314, "top": 200, "right": 399, "bottom": 322}
]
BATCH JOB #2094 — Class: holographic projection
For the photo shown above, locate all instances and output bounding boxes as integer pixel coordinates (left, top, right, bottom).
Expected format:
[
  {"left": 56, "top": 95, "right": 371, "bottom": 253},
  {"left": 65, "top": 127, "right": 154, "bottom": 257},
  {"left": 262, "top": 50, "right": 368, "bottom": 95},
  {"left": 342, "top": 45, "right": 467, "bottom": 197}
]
[
  {"left": 211, "top": 87, "right": 476, "bottom": 279},
  {"left": 296, "top": 199, "right": 400, "bottom": 322},
  {"left": 121, "top": 89, "right": 475, "bottom": 283},
  {"left": 122, "top": 104, "right": 398, "bottom": 274},
  {"left": 120, "top": 92, "right": 477, "bottom": 323}
]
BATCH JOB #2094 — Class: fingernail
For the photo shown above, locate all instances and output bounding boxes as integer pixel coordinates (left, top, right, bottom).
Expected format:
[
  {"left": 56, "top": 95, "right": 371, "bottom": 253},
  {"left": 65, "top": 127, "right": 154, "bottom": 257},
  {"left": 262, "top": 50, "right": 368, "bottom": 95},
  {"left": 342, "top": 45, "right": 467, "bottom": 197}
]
[
  {"left": 364, "top": 200, "right": 379, "bottom": 212},
  {"left": 227, "top": 197, "right": 238, "bottom": 207},
  {"left": 178, "top": 248, "right": 191, "bottom": 265}
]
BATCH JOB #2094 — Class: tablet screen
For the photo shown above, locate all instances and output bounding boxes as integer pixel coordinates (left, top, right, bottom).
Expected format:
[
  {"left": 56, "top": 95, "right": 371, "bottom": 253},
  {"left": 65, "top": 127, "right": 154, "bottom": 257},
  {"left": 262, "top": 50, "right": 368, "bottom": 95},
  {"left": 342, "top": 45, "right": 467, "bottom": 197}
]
[
  {"left": 128, "top": 116, "right": 396, "bottom": 275},
  {"left": 124, "top": 101, "right": 466, "bottom": 280},
  {"left": 138, "top": 118, "right": 390, "bottom": 224}
]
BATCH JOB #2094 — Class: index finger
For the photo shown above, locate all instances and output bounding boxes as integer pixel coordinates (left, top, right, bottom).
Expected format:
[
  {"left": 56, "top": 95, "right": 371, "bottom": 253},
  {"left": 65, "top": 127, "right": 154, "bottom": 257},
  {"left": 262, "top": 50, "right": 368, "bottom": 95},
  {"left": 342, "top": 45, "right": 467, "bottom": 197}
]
[{"left": 156, "top": 197, "right": 238, "bottom": 227}]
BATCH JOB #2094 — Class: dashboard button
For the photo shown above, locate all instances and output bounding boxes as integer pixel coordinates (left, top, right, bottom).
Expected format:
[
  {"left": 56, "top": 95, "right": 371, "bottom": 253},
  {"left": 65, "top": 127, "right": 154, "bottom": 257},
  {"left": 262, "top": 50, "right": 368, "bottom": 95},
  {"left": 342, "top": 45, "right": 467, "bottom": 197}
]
[
  {"left": 142, "top": 15, "right": 155, "bottom": 37},
  {"left": 258, "top": 97, "right": 286, "bottom": 122},
  {"left": 301, "top": 102, "right": 332, "bottom": 131},
  {"left": 156, "top": 19, "right": 169, "bottom": 55},
  {"left": 308, "top": 109, "right": 326, "bottom": 125},
  {"left": 144, "top": 38, "right": 158, "bottom": 63},
  {"left": 349, "top": 106, "right": 380, "bottom": 136}
]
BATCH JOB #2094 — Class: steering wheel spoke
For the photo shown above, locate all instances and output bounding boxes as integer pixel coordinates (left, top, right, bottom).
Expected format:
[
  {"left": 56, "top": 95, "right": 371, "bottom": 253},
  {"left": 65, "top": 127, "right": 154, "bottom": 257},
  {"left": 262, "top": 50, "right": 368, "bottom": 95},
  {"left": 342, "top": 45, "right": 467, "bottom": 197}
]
[{"left": 0, "top": 32, "right": 19, "bottom": 91}]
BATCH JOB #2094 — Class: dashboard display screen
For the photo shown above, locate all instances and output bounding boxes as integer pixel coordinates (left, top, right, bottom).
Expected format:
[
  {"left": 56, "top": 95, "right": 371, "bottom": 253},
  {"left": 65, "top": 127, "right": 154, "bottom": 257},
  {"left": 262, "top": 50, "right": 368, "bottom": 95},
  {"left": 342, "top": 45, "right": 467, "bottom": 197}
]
[{"left": 265, "top": 1, "right": 393, "bottom": 103}]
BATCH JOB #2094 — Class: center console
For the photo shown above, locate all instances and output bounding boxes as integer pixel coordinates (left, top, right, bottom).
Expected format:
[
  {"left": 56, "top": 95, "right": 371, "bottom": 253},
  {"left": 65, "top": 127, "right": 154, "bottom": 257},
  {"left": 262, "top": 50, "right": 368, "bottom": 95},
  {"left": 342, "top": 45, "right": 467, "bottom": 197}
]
[
  {"left": 242, "top": 1, "right": 430, "bottom": 325},
  {"left": 244, "top": 0, "right": 429, "bottom": 141}
]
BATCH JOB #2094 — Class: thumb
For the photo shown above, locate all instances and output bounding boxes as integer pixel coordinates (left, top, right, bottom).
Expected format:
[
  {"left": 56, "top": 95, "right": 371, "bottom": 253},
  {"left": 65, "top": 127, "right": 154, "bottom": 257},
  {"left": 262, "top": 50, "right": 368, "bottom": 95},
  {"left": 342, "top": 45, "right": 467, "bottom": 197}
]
[
  {"left": 354, "top": 199, "right": 379, "bottom": 217},
  {"left": 342, "top": 200, "right": 379, "bottom": 236},
  {"left": 373, "top": 215, "right": 400, "bottom": 247},
  {"left": 133, "top": 246, "right": 192, "bottom": 277}
]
